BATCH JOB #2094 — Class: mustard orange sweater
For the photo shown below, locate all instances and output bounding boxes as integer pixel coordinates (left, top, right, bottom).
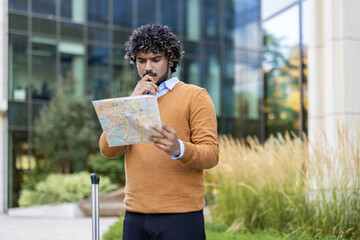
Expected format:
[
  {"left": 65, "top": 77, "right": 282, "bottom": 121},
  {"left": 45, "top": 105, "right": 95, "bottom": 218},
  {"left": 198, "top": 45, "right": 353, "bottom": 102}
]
[{"left": 99, "top": 81, "right": 219, "bottom": 213}]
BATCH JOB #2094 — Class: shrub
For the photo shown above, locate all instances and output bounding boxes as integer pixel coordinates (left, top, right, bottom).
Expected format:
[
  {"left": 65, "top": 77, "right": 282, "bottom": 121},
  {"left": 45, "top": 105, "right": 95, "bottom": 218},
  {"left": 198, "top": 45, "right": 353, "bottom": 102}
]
[
  {"left": 88, "top": 153, "right": 125, "bottom": 186},
  {"left": 19, "top": 171, "right": 116, "bottom": 207}
]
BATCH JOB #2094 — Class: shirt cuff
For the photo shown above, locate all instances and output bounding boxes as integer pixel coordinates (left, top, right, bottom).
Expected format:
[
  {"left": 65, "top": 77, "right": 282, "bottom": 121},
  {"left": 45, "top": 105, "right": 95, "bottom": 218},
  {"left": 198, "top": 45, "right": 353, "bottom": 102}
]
[{"left": 171, "top": 139, "right": 185, "bottom": 159}]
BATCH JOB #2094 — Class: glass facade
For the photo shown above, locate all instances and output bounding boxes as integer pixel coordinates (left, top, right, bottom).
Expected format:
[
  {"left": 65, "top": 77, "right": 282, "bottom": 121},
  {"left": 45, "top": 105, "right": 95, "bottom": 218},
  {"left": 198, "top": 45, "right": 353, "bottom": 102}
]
[
  {"left": 7, "top": 0, "right": 307, "bottom": 207},
  {"left": 261, "top": 0, "right": 308, "bottom": 138}
]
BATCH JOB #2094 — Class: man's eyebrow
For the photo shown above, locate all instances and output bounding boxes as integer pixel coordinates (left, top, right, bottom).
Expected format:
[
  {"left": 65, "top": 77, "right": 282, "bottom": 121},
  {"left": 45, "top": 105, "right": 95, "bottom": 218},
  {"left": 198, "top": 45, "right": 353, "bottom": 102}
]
[
  {"left": 136, "top": 55, "right": 162, "bottom": 60},
  {"left": 151, "top": 55, "right": 162, "bottom": 59}
]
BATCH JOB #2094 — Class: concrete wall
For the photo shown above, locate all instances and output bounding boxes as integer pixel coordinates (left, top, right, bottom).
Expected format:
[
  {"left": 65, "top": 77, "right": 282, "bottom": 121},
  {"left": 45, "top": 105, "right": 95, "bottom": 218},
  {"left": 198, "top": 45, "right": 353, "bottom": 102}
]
[
  {"left": 0, "top": 0, "right": 8, "bottom": 214},
  {"left": 308, "top": 0, "right": 360, "bottom": 145}
]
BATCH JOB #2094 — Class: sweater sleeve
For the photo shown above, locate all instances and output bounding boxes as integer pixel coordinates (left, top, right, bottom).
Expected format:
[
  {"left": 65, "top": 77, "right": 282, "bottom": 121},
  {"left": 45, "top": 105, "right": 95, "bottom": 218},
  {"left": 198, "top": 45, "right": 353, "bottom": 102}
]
[
  {"left": 99, "top": 133, "right": 125, "bottom": 158},
  {"left": 178, "top": 89, "right": 219, "bottom": 169}
]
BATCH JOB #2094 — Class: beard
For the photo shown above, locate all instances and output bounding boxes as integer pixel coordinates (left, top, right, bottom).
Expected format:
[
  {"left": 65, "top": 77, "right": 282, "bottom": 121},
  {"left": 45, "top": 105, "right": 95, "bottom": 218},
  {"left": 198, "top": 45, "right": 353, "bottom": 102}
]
[
  {"left": 143, "top": 65, "right": 170, "bottom": 86},
  {"left": 156, "top": 67, "right": 170, "bottom": 86}
]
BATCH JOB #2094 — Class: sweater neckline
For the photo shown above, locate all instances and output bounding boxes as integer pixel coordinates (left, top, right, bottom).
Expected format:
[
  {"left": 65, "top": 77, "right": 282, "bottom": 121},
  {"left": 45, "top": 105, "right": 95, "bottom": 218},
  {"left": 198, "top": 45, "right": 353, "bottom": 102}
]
[{"left": 157, "top": 81, "right": 184, "bottom": 101}]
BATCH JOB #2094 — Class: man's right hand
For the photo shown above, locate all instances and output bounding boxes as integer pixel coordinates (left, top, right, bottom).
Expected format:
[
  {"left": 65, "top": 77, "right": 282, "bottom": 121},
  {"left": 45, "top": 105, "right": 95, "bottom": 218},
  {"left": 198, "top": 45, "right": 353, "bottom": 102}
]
[{"left": 131, "top": 75, "right": 160, "bottom": 96}]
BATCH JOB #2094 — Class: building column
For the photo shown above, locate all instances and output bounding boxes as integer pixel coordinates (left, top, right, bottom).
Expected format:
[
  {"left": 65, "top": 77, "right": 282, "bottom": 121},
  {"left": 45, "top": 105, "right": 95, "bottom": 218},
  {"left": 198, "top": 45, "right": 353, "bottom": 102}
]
[
  {"left": 0, "top": 0, "right": 8, "bottom": 214},
  {"left": 308, "top": 0, "right": 360, "bottom": 145}
]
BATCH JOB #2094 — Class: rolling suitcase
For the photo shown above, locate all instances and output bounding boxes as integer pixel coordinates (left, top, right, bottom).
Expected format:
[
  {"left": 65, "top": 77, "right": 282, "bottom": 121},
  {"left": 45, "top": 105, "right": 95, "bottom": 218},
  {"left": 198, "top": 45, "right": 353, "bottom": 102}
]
[{"left": 90, "top": 173, "right": 100, "bottom": 240}]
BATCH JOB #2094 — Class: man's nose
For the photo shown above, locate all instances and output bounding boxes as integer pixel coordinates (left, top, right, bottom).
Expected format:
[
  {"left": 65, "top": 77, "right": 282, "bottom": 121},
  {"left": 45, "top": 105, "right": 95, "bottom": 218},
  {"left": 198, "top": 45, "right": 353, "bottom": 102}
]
[{"left": 144, "top": 61, "right": 153, "bottom": 72}]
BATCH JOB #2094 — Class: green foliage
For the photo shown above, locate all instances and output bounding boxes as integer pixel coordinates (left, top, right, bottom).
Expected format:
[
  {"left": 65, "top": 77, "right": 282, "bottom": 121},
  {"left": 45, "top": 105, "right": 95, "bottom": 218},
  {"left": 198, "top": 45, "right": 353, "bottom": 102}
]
[
  {"left": 21, "top": 159, "right": 54, "bottom": 191},
  {"left": 34, "top": 74, "right": 99, "bottom": 173},
  {"left": 88, "top": 153, "right": 125, "bottom": 186},
  {"left": 103, "top": 217, "right": 124, "bottom": 240},
  {"left": 18, "top": 172, "right": 116, "bottom": 207}
]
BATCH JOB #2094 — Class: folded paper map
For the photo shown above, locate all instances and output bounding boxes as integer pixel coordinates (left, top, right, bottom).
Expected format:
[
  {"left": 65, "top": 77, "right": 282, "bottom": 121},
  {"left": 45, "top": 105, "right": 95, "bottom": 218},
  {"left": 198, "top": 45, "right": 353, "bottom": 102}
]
[{"left": 92, "top": 95, "right": 162, "bottom": 147}]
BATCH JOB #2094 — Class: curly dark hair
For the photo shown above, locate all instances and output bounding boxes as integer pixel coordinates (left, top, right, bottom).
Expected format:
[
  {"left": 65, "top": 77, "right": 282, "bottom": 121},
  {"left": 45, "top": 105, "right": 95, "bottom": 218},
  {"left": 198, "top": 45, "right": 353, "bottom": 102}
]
[{"left": 124, "top": 24, "right": 184, "bottom": 73}]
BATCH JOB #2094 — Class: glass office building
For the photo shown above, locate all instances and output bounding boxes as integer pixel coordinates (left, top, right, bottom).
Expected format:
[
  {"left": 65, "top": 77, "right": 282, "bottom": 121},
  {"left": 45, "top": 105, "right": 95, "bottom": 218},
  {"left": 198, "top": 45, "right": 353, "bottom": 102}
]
[{"left": 6, "top": 0, "right": 307, "bottom": 207}]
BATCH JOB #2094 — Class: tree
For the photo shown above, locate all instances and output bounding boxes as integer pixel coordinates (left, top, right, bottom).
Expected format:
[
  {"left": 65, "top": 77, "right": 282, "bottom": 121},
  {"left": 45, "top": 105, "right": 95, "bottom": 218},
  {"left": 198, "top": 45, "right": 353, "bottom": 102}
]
[{"left": 34, "top": 74, "right": 99, "bottom": 173}]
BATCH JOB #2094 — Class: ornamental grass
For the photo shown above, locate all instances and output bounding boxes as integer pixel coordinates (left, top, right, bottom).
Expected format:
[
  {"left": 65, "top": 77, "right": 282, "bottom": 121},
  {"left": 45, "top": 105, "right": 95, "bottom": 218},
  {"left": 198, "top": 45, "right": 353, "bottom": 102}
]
[{"left": 206, "top": 126, "right": 360, "bottom": 239}]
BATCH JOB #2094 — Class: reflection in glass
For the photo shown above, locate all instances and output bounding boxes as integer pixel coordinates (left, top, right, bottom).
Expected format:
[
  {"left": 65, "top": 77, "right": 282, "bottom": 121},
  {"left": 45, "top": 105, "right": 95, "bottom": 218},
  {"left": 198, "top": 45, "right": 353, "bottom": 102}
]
[
  {"left": 32, "top": 103, "right": 46, "bottom": 128},
  {"left": 223, "top": 0, "right": 235, "bottom": 44},
  {"left": 113, "top": 30, "right": 131, "bottom": 46},
  {"left": 113, "top": 49, "right": 136, "bottom": 97},
  {"left": 88, "top": 26, "right": 109, "bottom": 43},
  {"left": 32, "top": 18, "right": 56, "bottom": 35},
  {"left": 113, "top": 0, "right": 133, "bottom": 28},
  {"left": 31, "top": 37, "right": 57, "bottom": 101},
  {"left": 9, "top": 14, "right": 28, "bottom": 31},
  {"left": 184, "top": 0, "right": 200, "bottom": 40},
  {"left": 61, "top": 22, "right": 83, "bottom": 40},
  {"left": 61, "top": 0, "right": 85, "bottom": 23},
  {"left": 203, "top": 58, "right": 221, "bottom": 115},
  {"left": 182, "top": 58, "right": 201, "bottom": 86},
  {"left": 182, "top": 40, "right": 201, "bottom": 56},
  {"left": 8, "top": 131, "right": 28, "bottom": 208},
  {"left": 87, "top": 0, "right": 108, "bottom": 24},
  {"left": 9, "top": 0, "right": 28, "bottom": 12},
  {"left": 233, "top": 53, "right": 261, "bottom": 120},
  {"left": 223, "top": 0, "right": 260, "bottom": 45},
  {"left": 223, "top": 61, "right": 235, "bottom": 115},
  {"left": 32, "top": 0, "right": 56, "bottom": 17},
  {"left": 137, "top": 0, "right": 156, "bottom": 26},
  {"left": 8, "top": 102, "right": 28, "bottom": 126},
  {"left": 261, "top": 0, "right": 297, "bottom": 20},
  {"left": 203, "top": 0, "right": 219, "bottom": 41},
  {"left": 263, "top": 5, "right": 300, "bottom": 138},
  {"left": 59, "top": 41, "right": 85, "bottom": 96},
  {"left": 88, "top": 45, "right": 110, "bottom": 99},
  {"left": 9, "top": 35, "right": 28, "bottom": 101},
  {"left": 161, "top": 0, "right": 179, "bottom": 33}
]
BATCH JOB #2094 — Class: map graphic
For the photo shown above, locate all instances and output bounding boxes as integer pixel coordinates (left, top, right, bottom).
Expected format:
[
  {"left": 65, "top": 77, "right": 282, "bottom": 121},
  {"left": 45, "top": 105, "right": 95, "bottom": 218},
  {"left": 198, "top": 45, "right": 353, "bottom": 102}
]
[{"left": 92, "top": 95, "right": 162, "bottom": 147}]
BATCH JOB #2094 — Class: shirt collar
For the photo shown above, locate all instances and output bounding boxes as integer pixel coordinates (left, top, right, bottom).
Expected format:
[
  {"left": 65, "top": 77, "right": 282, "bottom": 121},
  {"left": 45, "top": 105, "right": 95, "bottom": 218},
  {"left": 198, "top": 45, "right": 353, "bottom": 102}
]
[{"left": 159, "top": 77, "right": 179, "bottom": 91}]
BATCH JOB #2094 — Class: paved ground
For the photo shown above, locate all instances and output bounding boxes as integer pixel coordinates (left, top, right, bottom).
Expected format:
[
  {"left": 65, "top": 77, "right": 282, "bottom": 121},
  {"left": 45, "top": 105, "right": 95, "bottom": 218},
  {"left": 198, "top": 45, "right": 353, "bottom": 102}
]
[{"left": 0, "top": 215, "right": 119, "bottom": 240}]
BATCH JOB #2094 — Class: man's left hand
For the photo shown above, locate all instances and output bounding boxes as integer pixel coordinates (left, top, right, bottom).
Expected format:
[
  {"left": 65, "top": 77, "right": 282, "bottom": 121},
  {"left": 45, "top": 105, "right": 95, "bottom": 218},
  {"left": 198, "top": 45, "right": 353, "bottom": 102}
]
[{"left": 149, "top": 122, "right": 180, "bottom": 156}]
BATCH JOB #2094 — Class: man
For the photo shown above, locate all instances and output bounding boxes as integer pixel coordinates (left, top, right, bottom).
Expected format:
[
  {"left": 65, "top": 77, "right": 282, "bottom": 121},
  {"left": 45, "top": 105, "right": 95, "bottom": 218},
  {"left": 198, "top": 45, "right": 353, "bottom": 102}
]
[{"left": 99, "top": 24, "right": 219, "bottom": 240}]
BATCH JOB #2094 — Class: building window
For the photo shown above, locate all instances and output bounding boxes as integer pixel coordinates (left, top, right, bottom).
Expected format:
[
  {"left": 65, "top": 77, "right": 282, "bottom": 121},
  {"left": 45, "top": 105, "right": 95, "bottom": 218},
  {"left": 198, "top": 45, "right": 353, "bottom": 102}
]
[
  {"left": 61, "top": 0, "right": 85, "bottom": 24},
  {"left": 182, "top": 57, "right": 201, "bottom": 86},
  {"left": 32, "top": 17, "right": 56, "bottom": 36},
  {"left": 32, "top": 0, "right": 56, "bottom": 17},
  {"left": 9, "top": 14, "right": 28, "bottom": 32},
  {"left": 184, "top": 0, "right": 200, "bottom": 41},
  {"left": 87, "top": 0, "right": 108, "bottom": 24},
  {"left": 203, "top": 0, "right": 219, "bottom": 42},
  {"left": 59, "top": 41, "right": 85, "bottom": 96},
  {"left": 137, "top": 0, "right": 157, "bottom": 26},
  {"left": 112, "top": 48, "right": 136, "bottom": 97},
  {"left": 88, "top": 45, "right": 110, "bottom": 99},
  {"left": 262, "top": 4, "right": 301, "bottom": 138},
  {"left": 8, "top": 131, "right": 29, "bottom": 208},
  {"left": 8, "top": 35, "right": 28, "bottom": 102},
  {"left": 31, "top": 37, "right": 57, "bottom": 101},
  {"left": 8, "top": 102, "right": 28, "bottom": 127},
  {"left": 261, "top": 0, "right": 297, "bottom": 20},
  {"left": 113, "top": 0, "right": 133, "bottom": 28},
  {"left": 61, "top": 22, "right": 84, "bottom": 40},
  {"left": 161, "top": 0, "right": 179, "bottom": 33},
  {"left": 9, "top": 0, "right": 28, "bottom": 12},
  {"left": 88, "top": 26, "right": 109, "bottom": 43}
]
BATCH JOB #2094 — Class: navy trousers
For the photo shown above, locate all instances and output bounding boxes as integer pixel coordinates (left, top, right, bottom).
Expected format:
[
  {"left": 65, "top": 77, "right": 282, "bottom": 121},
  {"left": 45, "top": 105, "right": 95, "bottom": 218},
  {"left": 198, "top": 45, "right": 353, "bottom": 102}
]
[{"left": 122, "top": 210, "right": 206, "bottom": 240}]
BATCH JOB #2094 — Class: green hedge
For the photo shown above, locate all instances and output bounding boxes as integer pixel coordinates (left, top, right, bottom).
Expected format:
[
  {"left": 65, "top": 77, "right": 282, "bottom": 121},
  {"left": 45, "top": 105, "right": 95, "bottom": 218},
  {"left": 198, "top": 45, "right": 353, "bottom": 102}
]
[{"left": 19, "top": 171, "right": 116, "bottom": 207}]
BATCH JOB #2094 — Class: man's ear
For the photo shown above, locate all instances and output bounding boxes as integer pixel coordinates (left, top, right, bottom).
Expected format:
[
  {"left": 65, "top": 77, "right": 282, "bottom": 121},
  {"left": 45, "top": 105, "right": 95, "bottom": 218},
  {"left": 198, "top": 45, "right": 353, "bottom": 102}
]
[{"left": 169, "top": 62, "right": 174, "bottom": 67}]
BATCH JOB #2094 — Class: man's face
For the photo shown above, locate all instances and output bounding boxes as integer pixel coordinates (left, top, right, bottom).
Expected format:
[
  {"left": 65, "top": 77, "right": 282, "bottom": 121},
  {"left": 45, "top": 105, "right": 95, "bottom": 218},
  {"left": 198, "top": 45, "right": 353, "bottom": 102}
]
[{"left": 136, "top": 51, "right": 173, "bottom": 86}]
